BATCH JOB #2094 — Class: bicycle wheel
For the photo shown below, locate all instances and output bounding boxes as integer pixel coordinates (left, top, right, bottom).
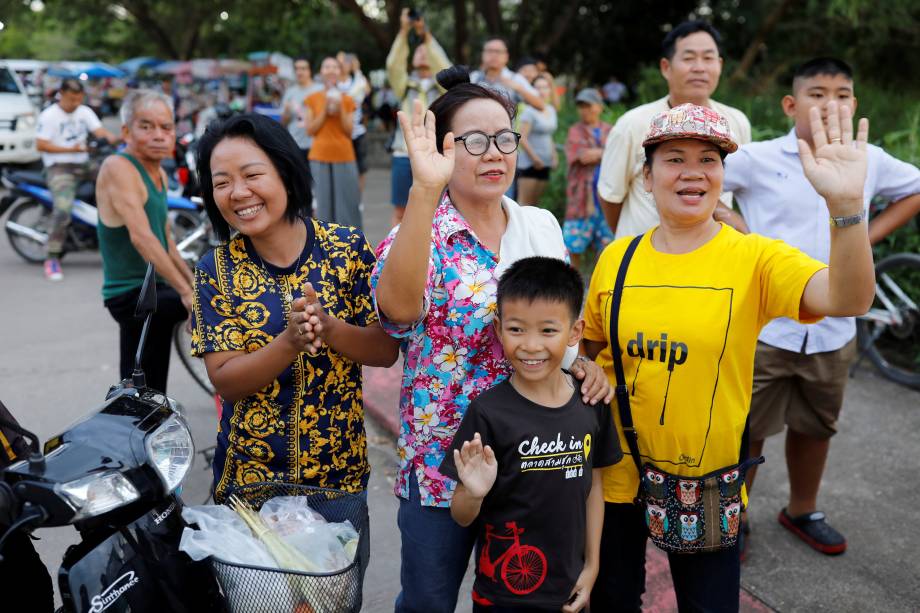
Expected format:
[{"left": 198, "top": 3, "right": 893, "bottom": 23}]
[
  {"left": 169, "top": 209, "right": 200, "bottom": 243},
  {"left": 856, "top": 252, "right": 920, "bottom": 390},
  {"left": 501, "top": 545, "right": 547, "bottom": 595},
  {"left": 173, "top": 323, "right": 216, "bottom": 395},
  {"left": 5, "top": 199, "right": 51, "bottom": 264},
  {"left": 170, "top": 210, "right": 213, "bottom": 268}
]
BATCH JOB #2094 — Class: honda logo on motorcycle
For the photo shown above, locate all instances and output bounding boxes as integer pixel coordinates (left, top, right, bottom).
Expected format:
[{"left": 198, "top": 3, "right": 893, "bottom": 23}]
[{"left": 89, "top": 571, "right": 140, "bottom": 612}]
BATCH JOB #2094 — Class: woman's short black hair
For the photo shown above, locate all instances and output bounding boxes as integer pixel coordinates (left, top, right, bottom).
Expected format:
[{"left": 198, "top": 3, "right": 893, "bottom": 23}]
[
  {"left": 197, "top": 113, "right": 312, "bottom": 242},
  {"left": 497, "top": 256, "right": 584, "bottom": 320},
  {"left": 428, "top": 65, "right": 516, "bottom": 153}
]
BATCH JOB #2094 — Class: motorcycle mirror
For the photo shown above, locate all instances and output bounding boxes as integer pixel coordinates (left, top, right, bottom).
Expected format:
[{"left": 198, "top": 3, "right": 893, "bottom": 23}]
[
  {"left": 132, "top": 264, "right": 158, "bottom": 389},
  {"left": 0, "top": 403, "right": 44, "bottom": 473},
  {"left": 135, "top": 263, "right": 158, "bottom": 318}
]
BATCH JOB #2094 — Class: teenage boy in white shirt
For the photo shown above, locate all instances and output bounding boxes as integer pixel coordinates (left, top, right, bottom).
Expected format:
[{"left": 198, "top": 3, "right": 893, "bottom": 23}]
[
  {"left": 723, "top": 57, "right": 920, "bottom": 555},
  {"left": 35, "top": 78, "right": 118, "bottom": 281}
]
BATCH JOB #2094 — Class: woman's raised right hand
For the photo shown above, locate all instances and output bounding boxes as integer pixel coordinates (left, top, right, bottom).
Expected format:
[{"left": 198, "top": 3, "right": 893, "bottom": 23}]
[{"left": 397, "top": 98, "right": 454, "bottom": 192}]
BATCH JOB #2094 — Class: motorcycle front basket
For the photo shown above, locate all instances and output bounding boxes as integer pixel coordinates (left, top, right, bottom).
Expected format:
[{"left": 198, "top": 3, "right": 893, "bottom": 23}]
[{"left": 210, "top": 482, "right": 368, "bottom": 613}]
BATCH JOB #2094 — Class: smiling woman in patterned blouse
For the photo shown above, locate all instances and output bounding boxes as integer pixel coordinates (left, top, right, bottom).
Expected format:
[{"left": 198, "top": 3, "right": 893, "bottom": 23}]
[
  {"left": 190, "top": 113, "right": 398, "bottom": 504},
  {"left": 371, "top": 66, "right": 613, "bottom": 613}
]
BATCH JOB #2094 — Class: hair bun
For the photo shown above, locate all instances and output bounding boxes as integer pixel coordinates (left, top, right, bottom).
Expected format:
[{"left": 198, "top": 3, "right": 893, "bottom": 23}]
[{"left": 436, "top": 65, "right": 471, "bottom": 91}]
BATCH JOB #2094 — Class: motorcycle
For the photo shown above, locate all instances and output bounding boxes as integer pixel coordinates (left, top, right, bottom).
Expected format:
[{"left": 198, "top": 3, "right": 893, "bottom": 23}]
[
  {"left": 172, "top": 131, "right": 200, "bottom": 200},
  {"left": 0, "top": 141, "right": 203, "bottom": 265},
  {"left": 0, "top": 266, "right": 224, "bottom": 612}
]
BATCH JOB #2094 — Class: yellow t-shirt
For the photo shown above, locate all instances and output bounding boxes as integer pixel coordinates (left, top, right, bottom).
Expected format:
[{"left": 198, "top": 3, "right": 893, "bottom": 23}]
[{"left": 583, "top": 224, "right": 826, "bottom": 504}]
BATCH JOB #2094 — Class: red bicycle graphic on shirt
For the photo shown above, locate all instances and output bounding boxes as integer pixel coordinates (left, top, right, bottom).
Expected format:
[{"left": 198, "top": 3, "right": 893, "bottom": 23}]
[{"left": 478, "top": 521, "right": 548, "bottom": 595}]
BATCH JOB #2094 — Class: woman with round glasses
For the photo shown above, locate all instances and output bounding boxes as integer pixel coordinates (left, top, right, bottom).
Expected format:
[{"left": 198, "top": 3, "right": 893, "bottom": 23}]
[{"left": 371, "top": 65, "right": 614, "bottom": 612}]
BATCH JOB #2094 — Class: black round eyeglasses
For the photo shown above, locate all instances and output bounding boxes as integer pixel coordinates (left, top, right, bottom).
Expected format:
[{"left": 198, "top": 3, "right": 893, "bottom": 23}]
[{"left": 453, "top": 130, "right": 521, "bottom": 155}]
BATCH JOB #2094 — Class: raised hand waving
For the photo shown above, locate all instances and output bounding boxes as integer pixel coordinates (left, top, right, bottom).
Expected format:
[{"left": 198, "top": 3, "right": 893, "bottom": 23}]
[
  {"left": 798, "top": 100, "right": 869, "bottom": 215},
  {"left": 396, "top": 98, "right": 454, "bottom": 194}
]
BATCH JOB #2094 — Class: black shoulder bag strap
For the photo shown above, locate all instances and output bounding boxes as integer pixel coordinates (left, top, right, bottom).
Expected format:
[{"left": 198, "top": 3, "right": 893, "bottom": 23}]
[
  {"left": 609, "top": 235, "right": 644, "bottom": 475},
  {"left": 609, "top": 235, "right": 753, "bottom": 476}
]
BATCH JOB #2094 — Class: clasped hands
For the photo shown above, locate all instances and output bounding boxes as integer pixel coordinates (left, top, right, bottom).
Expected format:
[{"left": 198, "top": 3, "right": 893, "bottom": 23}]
[{"left": 286, "top": 282, "right": 331, "bottom": 354}]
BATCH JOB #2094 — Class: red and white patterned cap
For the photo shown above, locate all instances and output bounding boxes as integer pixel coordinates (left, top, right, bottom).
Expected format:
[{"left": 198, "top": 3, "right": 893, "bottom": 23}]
[{"left": 642, "top": 103, "right": 738, "bottom": 153}]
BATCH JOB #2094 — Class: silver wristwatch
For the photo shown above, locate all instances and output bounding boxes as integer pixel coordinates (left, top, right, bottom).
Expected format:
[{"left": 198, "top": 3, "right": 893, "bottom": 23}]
[{"left": 829, "top": 212, "right": 865, "bottom": 227}]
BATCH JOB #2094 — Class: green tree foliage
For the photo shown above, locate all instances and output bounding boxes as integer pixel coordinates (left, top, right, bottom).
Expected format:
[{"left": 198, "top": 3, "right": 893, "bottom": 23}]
[{"left": 0, "top": 0, "right": 388, "bottom": 64}]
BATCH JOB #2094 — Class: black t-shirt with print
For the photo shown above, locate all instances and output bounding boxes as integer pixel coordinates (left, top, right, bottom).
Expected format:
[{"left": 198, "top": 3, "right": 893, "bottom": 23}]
[{"left": 440, "top": 379, "right": 622, "bottom": 609}]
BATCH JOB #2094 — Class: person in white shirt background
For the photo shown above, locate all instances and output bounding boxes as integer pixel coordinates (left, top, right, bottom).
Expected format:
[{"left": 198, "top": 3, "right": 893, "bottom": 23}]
[
  {"left": 470, "top": 37, "right": 545, "bottom": 111},
  {"left": 596, "top": 20, "right": 751, "bottom": 239},
  {"left": 35, "top": 78, "right": 118, "bottom": 281},
  {"left": 723, "top": 57, "right": 920, "bottom": 556},
  {"left": 338, "top": 51, "right": 372, "bottom": 195},
  {"left": 516, "top": 74, "right": 558, "bottom": 206},
  {"left": 280, "top": 57, "right": 321, "bottom": 162},
  {"left": 471, "top": 37, "right": 545, "bottom": 203}
]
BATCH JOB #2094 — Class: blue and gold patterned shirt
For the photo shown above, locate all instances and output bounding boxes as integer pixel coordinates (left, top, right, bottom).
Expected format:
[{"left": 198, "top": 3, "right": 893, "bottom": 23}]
[{"left": 191, "top": 218, "right": 377, "bottom": 502}]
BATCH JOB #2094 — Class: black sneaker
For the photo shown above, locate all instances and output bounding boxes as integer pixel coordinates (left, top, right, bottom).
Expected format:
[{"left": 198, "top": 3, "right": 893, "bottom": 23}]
[{"left": 778, "top": 508, "right": 847, "bottom": 555}]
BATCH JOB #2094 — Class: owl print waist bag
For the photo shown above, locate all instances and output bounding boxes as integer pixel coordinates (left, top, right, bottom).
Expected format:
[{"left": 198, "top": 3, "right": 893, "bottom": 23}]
[
  {"left": 637, "top": 457, "right": 762, "bottom": 553},
  {"left": 609, "top": 236, "right": 764, "bottom": 554}
]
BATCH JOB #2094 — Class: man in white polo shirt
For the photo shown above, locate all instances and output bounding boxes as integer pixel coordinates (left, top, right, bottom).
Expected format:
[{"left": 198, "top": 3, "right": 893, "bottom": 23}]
[
  {"left": 724, "top": 57, "right": 920, "bottom": 556},
  {"left": 597, "top": 20, "right": 751, "bottom": 238}
]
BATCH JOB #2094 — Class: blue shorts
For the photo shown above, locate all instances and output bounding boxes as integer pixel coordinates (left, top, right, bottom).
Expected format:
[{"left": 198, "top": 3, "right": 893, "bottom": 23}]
[
  {"left": 391, "top": 156, "right": 412, "bottom": 207},
  {"left": 563, "top": 204, "right": 614, "bottom": 254}
]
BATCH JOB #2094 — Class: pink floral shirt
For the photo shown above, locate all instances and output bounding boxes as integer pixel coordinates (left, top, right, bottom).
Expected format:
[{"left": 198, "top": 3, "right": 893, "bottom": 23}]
[{"left": 371, "top": 193, "right": 566, "bottom": 507}]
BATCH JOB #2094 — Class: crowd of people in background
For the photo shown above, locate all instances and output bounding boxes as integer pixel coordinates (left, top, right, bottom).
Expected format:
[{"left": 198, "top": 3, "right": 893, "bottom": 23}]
[
  {"left": 24, "top": 13, "right": 638, "bottom": 245},
  {"left": 10, "top": 10, "right": 920, "bottom": 613}
]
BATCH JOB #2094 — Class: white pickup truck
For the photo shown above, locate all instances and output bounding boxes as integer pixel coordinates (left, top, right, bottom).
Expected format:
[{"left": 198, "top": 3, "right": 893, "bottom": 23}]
[{"left": 0, "top": 63, "right": 40, "bottom": 165}]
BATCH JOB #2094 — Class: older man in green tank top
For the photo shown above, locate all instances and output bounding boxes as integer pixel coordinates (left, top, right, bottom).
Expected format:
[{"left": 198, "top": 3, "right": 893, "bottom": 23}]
[{"left": 95, "top": 90, "right": 195, "bottom": 393}]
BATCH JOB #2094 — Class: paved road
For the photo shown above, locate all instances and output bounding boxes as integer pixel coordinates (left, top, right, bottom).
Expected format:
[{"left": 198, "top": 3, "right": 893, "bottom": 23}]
[
  {"left": 0, "top": 169, "right": 407, "bottom": 610},
  {"left": 1, "top": 167, "right": 918, "bottom": 611}
]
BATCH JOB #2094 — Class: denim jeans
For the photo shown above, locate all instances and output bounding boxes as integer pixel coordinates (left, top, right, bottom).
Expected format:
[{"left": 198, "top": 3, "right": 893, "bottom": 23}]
[
  {"left": 591, "top": 502, "right": 741, "bottom": 612},
  {"left": 394, "top": 471, "right": 477, "bottom": 613}
]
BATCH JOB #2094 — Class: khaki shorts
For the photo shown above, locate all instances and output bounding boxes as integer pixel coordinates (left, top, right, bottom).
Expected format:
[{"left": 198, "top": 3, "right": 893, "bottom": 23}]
[{"left": 749, "top": 339, "right": 857, "bottom": 441}]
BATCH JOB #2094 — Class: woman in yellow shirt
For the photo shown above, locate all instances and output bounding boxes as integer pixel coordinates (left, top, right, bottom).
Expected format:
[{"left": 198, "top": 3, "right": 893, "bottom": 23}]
[{"left": 583, "top": 101, "right": 873, "bottom": 611}]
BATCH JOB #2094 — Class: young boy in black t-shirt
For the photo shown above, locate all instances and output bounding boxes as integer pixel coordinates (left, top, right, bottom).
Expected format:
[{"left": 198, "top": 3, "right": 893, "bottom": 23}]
[{"left": 440, "top": 257, "right": 622, "bottom": 612}]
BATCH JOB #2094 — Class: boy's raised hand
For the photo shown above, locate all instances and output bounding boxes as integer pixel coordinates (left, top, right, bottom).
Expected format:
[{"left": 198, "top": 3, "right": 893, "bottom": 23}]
[{"left": 454, "top": 433, "right": 497, "bottom": 499}]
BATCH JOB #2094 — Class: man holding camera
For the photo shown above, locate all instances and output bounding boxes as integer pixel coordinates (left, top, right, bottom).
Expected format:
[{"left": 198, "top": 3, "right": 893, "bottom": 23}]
[{"left": 385, "top": 7, "right": 451, "bottom": 226}]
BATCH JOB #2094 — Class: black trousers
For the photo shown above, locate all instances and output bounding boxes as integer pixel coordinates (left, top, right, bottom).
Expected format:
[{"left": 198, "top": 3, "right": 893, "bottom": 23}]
[
  {"left": 0, "top": 530, "right": 54, "bottom": 612},
  {"left": 104, "top": 283, "right": 188, "bottom": 393},
  {"left": 591, "top": 502, "right": 741, "bottom": 613}
]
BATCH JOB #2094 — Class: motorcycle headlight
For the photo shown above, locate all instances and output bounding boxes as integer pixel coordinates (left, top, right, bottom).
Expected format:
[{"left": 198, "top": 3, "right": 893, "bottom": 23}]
[
  {"left": 57, "top": 472, "right": 141, "bottom": 521},
  {"left": 16, "top": 112, "right": 36, "bottom": 131},
  {"left": 144, "top": 414, "right": 194, "bottom": 493}
]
